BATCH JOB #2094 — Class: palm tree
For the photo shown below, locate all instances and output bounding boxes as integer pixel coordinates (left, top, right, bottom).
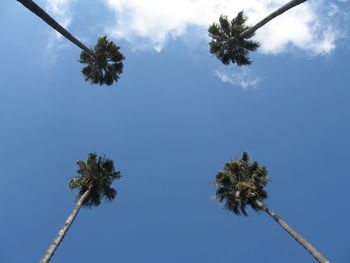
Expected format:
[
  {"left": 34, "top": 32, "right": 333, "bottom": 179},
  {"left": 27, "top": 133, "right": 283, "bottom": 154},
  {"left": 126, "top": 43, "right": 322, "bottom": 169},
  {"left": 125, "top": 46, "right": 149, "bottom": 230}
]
[
  {"left": 79, "top": 36, "right": 125, "bottom": 86},
  {"left": 40, "top": 153, "right": 121, "bottom": 263},
  {"left": 208, "top": 12, "right": 260, "bottom": 66},
  {"left": 213, "top": 152, "right": 329, "bottom": 263},
  {"left": 209, "top": 0, "right": 307, "bottom": 66},
  {"left": 17, "top": 0, "right": 125, "bottom": 85}
]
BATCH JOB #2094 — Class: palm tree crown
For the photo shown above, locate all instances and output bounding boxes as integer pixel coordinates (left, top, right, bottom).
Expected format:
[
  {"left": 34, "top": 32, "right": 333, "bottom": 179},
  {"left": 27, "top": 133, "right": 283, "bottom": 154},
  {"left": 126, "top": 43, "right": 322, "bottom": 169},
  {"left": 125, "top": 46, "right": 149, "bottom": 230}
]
[
  {"left": 79, "top": 36, "right": 125, "bottom": 86},
  {"left": 214, "top": 151, "right": 269, "bottom": 215},
  {"left": 69, "top": 153, "right": 121, "bottom": 207},
  {"left": 209, "top": 1, "right": 308, "bottom": 66},
  {"left": 208, "top": 12, "right": 260, "bottom": 66}
]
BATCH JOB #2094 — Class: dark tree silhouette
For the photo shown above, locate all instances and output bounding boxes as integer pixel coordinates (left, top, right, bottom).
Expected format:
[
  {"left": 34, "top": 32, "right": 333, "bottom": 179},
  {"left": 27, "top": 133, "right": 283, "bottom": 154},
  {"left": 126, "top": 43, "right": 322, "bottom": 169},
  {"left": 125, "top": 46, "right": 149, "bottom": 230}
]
[
  {"left": 208, "top": 11, "right": 260, "bottom": 66},
  {"left": 40, "top": 153, "right": 121, "bottom": 263},
  {"left": 214, "top": 152, "right": 329, "bottom": 263},
  {"left": 79, "top": 36, "right": 125, "bottom": 86},
  {"left": 209, "top": 0, "right": 307, "bottom": 66}
]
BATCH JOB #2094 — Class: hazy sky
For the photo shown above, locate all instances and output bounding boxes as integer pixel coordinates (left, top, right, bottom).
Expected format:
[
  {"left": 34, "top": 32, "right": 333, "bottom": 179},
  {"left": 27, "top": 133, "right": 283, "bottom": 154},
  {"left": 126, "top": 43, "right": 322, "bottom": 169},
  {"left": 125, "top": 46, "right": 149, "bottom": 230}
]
[{"left": 1, "top": 0, "right": 350, "bottom": 262}]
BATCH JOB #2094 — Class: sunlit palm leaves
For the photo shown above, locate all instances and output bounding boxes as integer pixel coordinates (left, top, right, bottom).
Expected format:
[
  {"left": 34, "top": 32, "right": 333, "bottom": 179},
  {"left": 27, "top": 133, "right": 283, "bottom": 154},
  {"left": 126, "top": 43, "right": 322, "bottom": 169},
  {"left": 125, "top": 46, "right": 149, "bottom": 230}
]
[
  {"left": 214, "top": 152, "right": 269, "bottom": 215},
  {"left": 208, "top": 11, "right": 260, "bottom": 66},
  {"left": 79, "top": 36, "right": 125, "bottom": 86},
  {"left": 69, "top": 153, "right": 121, "bottom": 207}
]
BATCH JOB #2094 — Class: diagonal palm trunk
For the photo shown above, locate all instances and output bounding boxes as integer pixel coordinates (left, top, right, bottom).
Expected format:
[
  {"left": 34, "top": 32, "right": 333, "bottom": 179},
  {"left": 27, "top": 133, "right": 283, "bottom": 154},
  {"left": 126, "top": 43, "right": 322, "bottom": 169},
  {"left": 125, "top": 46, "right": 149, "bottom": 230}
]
[
  {"left": 17, "top": 0, "right": 94, "bottom": 57},
  {"left": 40, "top": 186, "right": 92, "bottom": 263},
  {"left": 254, "top": 200, "right": 329, "bottom": 263},
  {"left": 240, "top": 0, "right": 308, "bottom": 37}
]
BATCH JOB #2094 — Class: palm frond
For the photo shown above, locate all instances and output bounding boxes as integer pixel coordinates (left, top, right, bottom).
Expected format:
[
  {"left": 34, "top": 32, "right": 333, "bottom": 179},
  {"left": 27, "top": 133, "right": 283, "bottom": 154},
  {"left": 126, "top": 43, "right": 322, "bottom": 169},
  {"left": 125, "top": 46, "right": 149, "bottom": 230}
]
[{"left": 69, "top": 177, "right": 83, "bottom": 189}]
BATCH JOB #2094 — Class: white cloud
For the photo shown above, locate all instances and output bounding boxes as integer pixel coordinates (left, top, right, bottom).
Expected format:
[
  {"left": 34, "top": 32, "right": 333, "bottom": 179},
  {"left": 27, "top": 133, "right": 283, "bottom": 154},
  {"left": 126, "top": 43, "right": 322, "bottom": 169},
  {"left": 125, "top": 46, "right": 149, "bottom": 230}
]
[
  {"left": 104, "top": 0, "right": 220, "bottom": 52},
  {"left": 215, "top": 67, "right": 261, "bottom": 90},
  {"left": 103, "top": 0, "right": 347, "bottom": 54},
  {"left": 38, "top": 0, "right": 349, "bottom": 60}
]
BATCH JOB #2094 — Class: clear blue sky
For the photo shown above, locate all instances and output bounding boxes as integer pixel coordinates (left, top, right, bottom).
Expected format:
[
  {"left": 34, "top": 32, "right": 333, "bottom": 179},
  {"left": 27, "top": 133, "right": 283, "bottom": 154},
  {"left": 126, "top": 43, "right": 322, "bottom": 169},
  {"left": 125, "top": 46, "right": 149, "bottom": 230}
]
[{"left": 1, "top": 0, "right": 350, "bottom": 262}]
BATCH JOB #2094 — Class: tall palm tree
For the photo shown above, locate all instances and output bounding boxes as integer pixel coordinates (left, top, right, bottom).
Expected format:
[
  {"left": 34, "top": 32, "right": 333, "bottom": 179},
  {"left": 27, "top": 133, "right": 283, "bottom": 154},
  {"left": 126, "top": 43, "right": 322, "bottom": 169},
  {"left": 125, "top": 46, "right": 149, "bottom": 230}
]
[
  {"left": 17, "top": 0, "right": 125, "bottom": 85},
  {"left": 209, "top": 0, "right": 307, "bottom": 66},
  {"left": 213, "top": 152, "right": 329, "bottom": 263},
  {"left": 40, "top": 153, "right": 121, "bottom": 263}
]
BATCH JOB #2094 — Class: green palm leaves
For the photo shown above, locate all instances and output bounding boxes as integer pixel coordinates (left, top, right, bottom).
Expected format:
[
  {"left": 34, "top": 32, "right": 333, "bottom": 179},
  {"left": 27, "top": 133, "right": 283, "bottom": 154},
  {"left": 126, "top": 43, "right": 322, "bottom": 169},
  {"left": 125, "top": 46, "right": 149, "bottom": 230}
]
[
  {"left": 79, "top": 36, "right": 125, "bottom": 86},
  {"left": 209, "top": 1, "right": 309, "bottom": 66},
  {"left": 69, "top": 153, "right": 121, "bottom": 207},
  {"left": 208, "top": 12, "right": 260, "bottom": 66},
  {"left": 214, "top": 152, "right": 269, "bottom": 215}
]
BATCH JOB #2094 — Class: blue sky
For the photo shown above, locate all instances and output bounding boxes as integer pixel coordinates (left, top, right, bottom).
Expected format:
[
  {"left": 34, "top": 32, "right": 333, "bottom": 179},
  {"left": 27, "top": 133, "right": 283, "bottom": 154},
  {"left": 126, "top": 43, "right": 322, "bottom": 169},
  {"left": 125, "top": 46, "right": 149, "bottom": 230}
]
[{"left": 1, "top": 0, "right": 350, "bottom": 262}]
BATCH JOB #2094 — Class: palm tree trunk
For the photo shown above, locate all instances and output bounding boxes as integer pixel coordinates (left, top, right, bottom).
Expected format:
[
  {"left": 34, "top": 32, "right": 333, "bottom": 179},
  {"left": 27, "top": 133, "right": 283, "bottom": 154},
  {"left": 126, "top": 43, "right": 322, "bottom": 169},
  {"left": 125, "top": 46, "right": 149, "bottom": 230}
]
[
  {"left": 39, "top": 186, "right": 92, "bottom": 263},
  {"left": 17, "top": 0, "right": 94, "bottom": 57},
  {"left": 240, "top": 0, "right": 308, "bottom": 38},
  {"left": 254, "top": 200, "right": 329, "bottom": 263}
]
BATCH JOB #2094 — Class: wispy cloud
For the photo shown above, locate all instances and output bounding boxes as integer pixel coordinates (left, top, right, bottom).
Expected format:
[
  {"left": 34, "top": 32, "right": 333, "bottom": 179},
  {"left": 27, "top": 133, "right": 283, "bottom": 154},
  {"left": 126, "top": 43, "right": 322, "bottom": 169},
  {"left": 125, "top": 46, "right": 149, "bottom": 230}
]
[
  {"left": 103, "top": 0, "right": 348, "bottom": 54},
  {"left": 214, "top": 67, "right": 261, "bottom": 90}
]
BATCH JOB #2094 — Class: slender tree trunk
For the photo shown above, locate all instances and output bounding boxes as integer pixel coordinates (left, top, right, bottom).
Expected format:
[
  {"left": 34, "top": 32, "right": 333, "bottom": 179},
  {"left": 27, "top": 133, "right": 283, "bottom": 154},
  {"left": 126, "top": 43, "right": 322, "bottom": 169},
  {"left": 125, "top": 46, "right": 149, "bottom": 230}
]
[
  {"left": 17, "top": 0, "right": 94, "bottom": 57},
  {"left": 39, "top": 187, "right": 91, "bottom": 263},
  {"left": 254, "top": 200, "right": 329, "bottom": 263},
  {"left": 240, "top": 0, "right": 308, "bottom": 38}
]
